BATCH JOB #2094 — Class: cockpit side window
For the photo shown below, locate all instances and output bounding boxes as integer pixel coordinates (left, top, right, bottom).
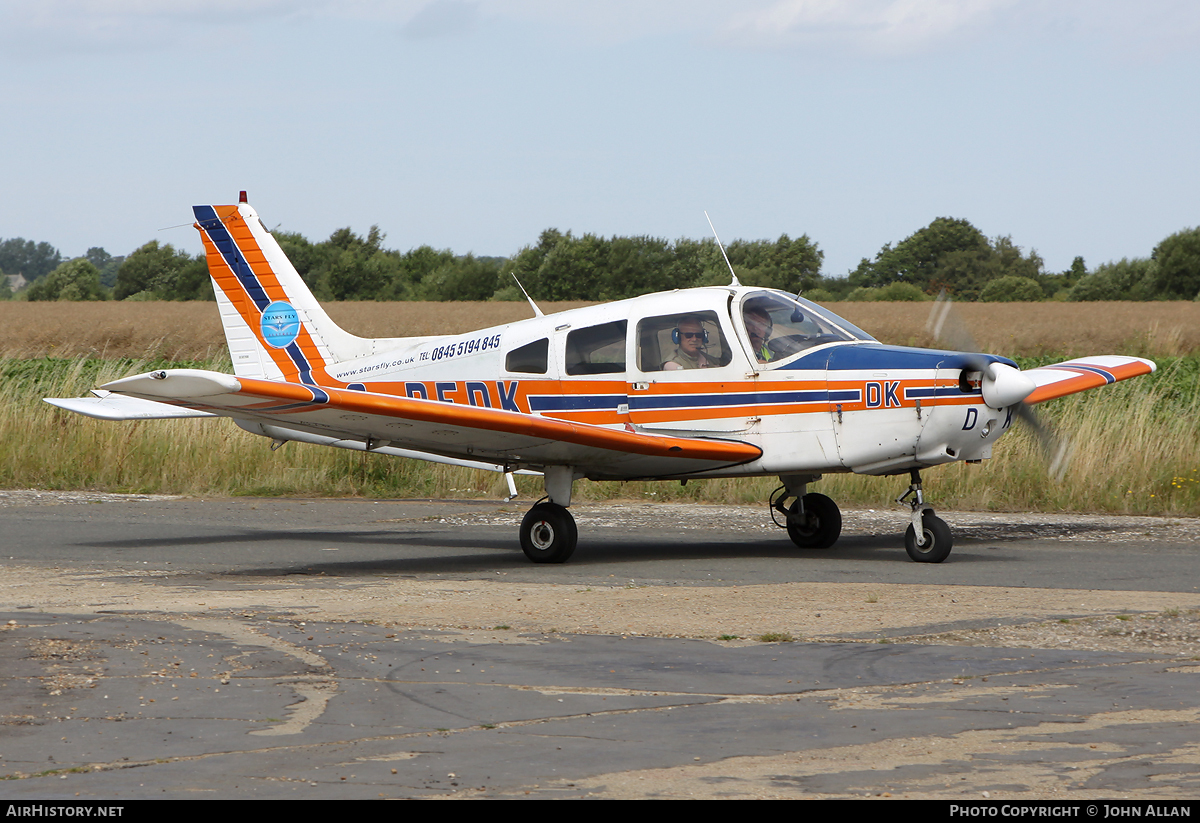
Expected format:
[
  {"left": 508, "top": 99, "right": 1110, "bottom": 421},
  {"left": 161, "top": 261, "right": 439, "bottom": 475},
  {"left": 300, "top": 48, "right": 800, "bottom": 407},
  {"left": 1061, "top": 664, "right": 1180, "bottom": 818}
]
[
  {"left": 740, "top": 291, "right": 870, "bottom": 365},
  {"left": 565, "top": 321, "right": 627, "bottom": 375},
  {"left": 637, "top": 311, "right": 732, "bottom": 372}
]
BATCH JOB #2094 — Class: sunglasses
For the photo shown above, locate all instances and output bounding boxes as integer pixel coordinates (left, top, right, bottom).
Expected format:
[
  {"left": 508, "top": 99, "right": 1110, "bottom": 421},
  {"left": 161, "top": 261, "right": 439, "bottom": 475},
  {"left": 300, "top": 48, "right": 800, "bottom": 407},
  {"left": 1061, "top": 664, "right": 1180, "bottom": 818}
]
[{"left": 679, "top": 331, "right": 706, "bottom": 339}]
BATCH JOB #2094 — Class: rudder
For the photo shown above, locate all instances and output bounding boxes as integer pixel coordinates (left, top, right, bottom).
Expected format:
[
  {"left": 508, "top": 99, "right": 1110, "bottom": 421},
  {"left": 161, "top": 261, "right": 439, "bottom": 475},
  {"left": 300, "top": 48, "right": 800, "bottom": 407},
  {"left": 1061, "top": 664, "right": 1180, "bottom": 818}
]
[{"left": 193, "top": 198, "right": 377, "bottom": 383}]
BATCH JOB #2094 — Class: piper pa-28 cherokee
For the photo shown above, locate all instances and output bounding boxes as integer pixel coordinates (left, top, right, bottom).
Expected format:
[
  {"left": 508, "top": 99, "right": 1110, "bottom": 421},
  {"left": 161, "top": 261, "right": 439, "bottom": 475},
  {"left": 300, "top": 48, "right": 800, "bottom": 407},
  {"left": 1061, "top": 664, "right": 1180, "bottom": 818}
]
[{"left": 47, "top": 194, "right": 1156, "bottom": 564}]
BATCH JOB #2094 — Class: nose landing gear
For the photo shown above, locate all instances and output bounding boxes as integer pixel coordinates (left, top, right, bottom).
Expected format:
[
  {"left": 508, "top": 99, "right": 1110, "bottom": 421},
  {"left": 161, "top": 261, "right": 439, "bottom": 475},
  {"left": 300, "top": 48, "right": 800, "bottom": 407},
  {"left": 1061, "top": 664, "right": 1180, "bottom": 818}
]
[{"left": 897, "top": 469, "right": 953, "bottom": 563}]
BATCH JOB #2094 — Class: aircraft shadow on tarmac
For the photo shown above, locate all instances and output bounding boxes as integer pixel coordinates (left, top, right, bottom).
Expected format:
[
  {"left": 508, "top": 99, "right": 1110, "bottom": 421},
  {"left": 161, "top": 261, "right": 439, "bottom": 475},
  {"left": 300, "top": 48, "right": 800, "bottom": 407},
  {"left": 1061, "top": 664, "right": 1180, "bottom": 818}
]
[{"left": 77, "top": 526, "right": 1019, "bottom": 578}]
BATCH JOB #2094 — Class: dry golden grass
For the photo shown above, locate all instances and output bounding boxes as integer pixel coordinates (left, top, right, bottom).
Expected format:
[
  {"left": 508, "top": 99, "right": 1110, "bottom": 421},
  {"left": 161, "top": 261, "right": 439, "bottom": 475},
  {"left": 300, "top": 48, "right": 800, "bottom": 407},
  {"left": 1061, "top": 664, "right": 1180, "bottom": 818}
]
[
  {"left": 2, "top": 299, "right": 1197, "bottom": 513},
  {"left": 2, "top": 299, "right": 1196, "bottom": 360},
  {"left": 825, "top": 301, "right": 1200, "bottom": 358},
  {"left": 0, "top": 301, "right": 594, "bottom": 360}
]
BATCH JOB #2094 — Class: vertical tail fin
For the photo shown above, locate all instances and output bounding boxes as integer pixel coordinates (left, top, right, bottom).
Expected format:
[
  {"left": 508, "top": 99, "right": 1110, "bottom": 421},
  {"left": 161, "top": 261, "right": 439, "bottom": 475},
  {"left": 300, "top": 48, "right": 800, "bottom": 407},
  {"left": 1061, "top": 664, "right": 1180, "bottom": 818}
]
[{"left": 193, "top": 200, "right": 376, "bottom": 383}]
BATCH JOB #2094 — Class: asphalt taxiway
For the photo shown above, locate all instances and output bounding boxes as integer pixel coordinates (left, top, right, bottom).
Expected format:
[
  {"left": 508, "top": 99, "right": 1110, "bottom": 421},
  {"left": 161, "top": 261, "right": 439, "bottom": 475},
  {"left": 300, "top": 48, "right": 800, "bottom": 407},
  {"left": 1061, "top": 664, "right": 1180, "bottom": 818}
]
[{"left": 2, "top": 495, "right": 1198, "bottom": 799}]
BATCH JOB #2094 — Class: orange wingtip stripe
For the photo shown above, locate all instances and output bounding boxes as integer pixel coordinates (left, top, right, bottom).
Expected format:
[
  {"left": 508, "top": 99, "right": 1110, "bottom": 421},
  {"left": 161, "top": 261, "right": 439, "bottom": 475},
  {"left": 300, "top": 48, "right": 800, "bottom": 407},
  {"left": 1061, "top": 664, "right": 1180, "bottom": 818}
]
[
  {"left": 234, "top": 379, "right": 762, "bottom": 463},
  {"left": 1025, "top": 376, "right": 1104, "bottom": 404},
  {"left": 1024, "top": 360, "right": 1154, "bottom": 405}
]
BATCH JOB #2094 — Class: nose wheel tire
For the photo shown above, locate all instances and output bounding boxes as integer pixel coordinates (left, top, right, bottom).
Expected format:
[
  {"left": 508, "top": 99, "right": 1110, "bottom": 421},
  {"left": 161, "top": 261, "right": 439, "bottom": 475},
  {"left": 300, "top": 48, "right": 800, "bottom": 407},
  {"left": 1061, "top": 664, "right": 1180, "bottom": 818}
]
[
  {"left": 786, "top": 493, "right": 842, "bottom": 549},
  {"left": 904, "top": 511, "right": 953, "bottom": 563},
  {"left": 520, "top": 502, "right": 578, "bottom": 564}
]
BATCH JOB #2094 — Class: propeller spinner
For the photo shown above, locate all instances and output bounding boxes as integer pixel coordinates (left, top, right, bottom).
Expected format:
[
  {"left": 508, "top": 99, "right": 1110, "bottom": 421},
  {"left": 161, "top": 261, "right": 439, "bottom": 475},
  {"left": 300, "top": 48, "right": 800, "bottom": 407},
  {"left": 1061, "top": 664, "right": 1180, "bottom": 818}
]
[{"left": 927, "top": 291, "right": 1071, "bottom": 481}]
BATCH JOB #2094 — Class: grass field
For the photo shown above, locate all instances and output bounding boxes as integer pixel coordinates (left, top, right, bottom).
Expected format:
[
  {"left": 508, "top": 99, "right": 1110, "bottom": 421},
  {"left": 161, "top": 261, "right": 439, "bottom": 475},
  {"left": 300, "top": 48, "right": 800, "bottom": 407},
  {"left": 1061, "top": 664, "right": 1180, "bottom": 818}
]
[
  {"left": 3, "top": 300, "right": 1197, "bottom": 360},
  {"left": 2, "top": 301, "right": 1197, "bottom": 515}
]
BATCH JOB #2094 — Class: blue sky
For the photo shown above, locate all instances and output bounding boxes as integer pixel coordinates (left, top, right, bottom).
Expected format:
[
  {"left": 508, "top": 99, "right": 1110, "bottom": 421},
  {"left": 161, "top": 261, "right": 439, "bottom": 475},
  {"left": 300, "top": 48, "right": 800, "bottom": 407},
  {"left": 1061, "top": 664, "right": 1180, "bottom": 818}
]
[{"left": 2, "top": 1, "right": 1197, "bottom": 278}]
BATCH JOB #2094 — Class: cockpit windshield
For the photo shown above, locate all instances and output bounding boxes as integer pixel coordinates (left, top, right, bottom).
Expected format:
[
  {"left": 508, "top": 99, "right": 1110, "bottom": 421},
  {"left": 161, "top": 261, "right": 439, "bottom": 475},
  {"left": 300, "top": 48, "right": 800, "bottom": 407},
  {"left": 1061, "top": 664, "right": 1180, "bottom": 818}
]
[{"left": 739, "top": 290, "right": 875, "bottom": 365}]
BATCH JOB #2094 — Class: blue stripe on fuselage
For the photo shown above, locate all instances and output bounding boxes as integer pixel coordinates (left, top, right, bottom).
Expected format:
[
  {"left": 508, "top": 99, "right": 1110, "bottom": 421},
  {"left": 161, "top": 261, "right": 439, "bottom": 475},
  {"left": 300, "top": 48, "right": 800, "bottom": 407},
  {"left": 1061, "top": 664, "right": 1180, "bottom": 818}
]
[
  {"left": 905, "top": 386, "right": 980, "bottom": 399},
  {"left": 779, "top": 343, "right": 1016, "bottom": 372},
  {"left": 630, "top": 390, "right": 844, "bottom": 410},
  {"left": 529, "top": 395, "right": 627, "bottom": 412},
  {"left": 526, "top": 389, "right": 861, "bottom": 414}
]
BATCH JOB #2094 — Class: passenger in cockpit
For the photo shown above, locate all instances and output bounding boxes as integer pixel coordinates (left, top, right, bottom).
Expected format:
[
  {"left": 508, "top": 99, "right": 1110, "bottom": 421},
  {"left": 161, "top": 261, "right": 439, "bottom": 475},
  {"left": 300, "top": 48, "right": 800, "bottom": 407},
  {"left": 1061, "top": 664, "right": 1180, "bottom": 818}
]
[{"left": 744, "top": 307, "right": 773, "bottom": 364}]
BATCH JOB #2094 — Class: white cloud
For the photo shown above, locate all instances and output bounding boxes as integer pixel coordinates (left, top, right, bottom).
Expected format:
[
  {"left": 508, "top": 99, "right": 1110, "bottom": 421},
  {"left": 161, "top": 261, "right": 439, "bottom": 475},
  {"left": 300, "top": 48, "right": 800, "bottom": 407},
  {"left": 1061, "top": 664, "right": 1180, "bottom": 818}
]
[
  {"left": 721, "top": 0, "right": 1016, "bottom": 56},
  {"left": 0, "top": 0, "right": 321, "bottom": 54},
  {"left": 400, "top": 1, "right": 480, "bottom": 39},
  {"left": 717, "top": 0, "right": 1200, "bottom": 60},
  {"left": 4, "top": 0, "right": 1197, "bottom": 60}
]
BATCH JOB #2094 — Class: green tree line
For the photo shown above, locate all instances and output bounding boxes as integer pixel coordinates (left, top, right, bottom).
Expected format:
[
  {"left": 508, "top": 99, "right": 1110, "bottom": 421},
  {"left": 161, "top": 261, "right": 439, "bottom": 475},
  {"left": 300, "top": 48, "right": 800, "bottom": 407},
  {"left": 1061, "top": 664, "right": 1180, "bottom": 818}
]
[
  {"left": 3, "top": 217, "right": 1198, "bottom": 303},
  {"left": 820, "top": 217, "right": 1200, "bottom": 303}
]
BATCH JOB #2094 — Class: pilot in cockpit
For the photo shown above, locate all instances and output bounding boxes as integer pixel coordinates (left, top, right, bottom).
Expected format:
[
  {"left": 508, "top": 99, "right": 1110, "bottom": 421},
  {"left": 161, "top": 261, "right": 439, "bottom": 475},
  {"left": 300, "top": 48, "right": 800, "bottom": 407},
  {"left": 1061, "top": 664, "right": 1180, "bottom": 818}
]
[{"left": 663, "top": 316, "right": 712, "bottom": 370}]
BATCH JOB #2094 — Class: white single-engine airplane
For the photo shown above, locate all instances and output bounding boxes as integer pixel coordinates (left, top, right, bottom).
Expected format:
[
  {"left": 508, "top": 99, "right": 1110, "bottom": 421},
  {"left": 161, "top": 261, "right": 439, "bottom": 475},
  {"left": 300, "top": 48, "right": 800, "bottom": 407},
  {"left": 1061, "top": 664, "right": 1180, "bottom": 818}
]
[{"left": 48, "top": 195, "right": 1156, "bottom": 564}]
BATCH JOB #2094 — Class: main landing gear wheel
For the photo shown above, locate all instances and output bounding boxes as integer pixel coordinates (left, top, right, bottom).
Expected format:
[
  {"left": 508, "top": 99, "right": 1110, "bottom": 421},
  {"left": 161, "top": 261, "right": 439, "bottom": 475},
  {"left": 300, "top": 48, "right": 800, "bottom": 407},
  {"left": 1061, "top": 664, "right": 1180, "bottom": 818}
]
[
  {"left": 519, "top": 502, "right": 578, "bottom": 564},
  {"left": 787, "top": 493, "right": 842, "bottom": 549},
  {"left": 904, "top": 510, "right": 953, "bottom": 563}
]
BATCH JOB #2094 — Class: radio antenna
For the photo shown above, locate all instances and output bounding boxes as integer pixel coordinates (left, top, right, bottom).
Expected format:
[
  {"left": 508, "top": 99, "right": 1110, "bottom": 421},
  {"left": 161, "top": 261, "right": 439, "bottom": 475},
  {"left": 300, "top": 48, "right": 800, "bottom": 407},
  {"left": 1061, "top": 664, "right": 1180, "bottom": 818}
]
[
  {"left": 511, "top": 272, "right": 544, "bottom": 318},
  {"left": 704, "top": 211, "right": 740, "bottom": 287}
]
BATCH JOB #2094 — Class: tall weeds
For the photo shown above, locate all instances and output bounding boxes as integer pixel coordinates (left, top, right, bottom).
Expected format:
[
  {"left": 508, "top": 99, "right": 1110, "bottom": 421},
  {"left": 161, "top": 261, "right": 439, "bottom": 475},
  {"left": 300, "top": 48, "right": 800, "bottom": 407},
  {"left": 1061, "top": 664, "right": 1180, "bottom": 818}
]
[
  {"left": 3, "top": 302, "right": 1197, "bottom": 514},
  {"left": 3, "top": 353, "right": 1197, "bottom": 514}
]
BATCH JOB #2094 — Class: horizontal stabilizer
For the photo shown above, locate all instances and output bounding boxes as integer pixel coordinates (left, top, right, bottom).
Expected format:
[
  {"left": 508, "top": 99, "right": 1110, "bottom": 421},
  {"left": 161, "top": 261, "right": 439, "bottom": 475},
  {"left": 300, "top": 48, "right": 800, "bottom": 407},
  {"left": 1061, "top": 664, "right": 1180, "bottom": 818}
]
[
  {"left": 44, "top": 394, "right": 218, "bottom": 421},
  {"left": 101, "top": 369, "right": 241, "bottom": 398}
]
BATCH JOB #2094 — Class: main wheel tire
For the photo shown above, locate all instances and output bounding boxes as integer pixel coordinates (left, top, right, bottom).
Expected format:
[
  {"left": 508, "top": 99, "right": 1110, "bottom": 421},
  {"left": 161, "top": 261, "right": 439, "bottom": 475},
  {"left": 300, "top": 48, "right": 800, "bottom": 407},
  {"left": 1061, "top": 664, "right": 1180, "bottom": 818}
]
[
  {"left": 519, "top": 503, "right": 578, "bottom": 564},
  {"left": 904, "top": 511, "right": 953, "bottom": 563},
  {"left": 786, "top": 493, "right": 842, "bottom": 549}
]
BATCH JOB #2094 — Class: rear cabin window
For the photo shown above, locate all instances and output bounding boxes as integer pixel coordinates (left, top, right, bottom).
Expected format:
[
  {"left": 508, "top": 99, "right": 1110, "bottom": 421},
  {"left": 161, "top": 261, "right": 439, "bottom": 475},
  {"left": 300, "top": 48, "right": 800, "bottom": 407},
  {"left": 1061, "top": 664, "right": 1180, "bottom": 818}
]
[
  {"left": 505, "top": 338, "right": 549, "bottom": 374},
  {"left": 565, "top": 321, "right": 627, "bottom": 375},
  {"left": 637, "top": 311, "right": 732, "bottom": 372}
]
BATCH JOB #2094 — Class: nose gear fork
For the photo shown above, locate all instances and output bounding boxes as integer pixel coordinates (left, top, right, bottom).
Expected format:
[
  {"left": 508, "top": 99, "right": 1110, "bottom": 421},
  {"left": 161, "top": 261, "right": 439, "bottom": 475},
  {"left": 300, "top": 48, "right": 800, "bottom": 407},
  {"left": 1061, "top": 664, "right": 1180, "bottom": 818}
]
[
  {"left": 897, "top": 468, "right": 954, "bottom": 563},
  {"left": 897, "top": 469, "right": 933, "bottom": 547}
]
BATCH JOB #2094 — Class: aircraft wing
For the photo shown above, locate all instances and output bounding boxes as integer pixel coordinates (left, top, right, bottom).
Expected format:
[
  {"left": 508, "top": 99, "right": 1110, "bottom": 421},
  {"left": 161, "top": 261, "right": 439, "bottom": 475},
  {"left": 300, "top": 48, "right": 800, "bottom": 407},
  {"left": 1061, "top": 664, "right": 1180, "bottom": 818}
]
[
  {"left": 1022, "top": 356, "right": 1156, "bottom": 404},
  {"left": 84, "top": 369, "right": 762, "bottom": 479}
]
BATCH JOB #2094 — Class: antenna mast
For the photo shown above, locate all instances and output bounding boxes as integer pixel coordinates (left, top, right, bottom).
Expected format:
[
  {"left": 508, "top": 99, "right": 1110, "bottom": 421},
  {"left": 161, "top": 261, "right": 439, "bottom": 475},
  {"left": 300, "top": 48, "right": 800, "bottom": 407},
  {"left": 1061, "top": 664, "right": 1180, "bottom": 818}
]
[
  {"left": 510, "top": 272, "right": 544, "bottom": 318},
  {"left": 704, "top": 211, "right": 740, "bottom": 287}
]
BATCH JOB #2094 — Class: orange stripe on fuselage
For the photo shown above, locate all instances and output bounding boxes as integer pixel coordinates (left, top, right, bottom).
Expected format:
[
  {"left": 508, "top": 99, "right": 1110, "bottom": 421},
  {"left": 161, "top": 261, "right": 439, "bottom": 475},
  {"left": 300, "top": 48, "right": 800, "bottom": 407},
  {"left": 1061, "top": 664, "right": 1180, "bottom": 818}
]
[{"left": 325, "top": 375, "right": 979, "bottom": 426}]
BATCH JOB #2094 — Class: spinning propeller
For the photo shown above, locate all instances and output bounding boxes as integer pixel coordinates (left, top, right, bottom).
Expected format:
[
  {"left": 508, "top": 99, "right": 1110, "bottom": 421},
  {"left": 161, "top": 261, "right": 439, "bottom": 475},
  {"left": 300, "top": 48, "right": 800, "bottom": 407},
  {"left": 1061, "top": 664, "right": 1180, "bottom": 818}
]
[{"left": 927, "top": 291, "right": 1072, "bottom": 481}]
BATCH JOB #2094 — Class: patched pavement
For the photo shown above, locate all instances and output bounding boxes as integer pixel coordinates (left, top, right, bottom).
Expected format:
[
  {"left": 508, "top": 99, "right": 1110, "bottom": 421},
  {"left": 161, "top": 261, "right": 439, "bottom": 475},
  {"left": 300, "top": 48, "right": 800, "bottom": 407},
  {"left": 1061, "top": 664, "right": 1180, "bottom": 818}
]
[{"left": 3, "top": 609, "right": 1199, "bottom": 799}]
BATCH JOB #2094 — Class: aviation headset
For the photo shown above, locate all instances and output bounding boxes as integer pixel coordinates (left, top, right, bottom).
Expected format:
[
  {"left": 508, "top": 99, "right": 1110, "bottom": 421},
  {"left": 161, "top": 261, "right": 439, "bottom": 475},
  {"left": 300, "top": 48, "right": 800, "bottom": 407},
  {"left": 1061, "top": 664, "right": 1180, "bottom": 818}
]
[{"left": 672, "top": 325, "right": 710, "bottom": 345}]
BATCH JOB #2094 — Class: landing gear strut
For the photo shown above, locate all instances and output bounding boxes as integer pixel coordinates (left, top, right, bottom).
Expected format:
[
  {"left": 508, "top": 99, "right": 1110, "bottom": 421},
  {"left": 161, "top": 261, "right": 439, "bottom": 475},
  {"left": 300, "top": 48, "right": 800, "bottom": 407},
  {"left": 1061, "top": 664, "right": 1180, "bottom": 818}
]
[{"left": 897, "top": 469, "right": 953, "bottom": 563}]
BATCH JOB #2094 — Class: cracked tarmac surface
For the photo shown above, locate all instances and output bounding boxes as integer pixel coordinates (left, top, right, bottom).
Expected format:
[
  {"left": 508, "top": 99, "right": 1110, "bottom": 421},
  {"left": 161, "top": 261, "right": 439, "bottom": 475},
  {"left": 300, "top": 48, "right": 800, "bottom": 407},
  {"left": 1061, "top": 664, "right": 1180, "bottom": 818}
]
[{"left": 2, "top": 494, "right": 1199, "bottom": 799}]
